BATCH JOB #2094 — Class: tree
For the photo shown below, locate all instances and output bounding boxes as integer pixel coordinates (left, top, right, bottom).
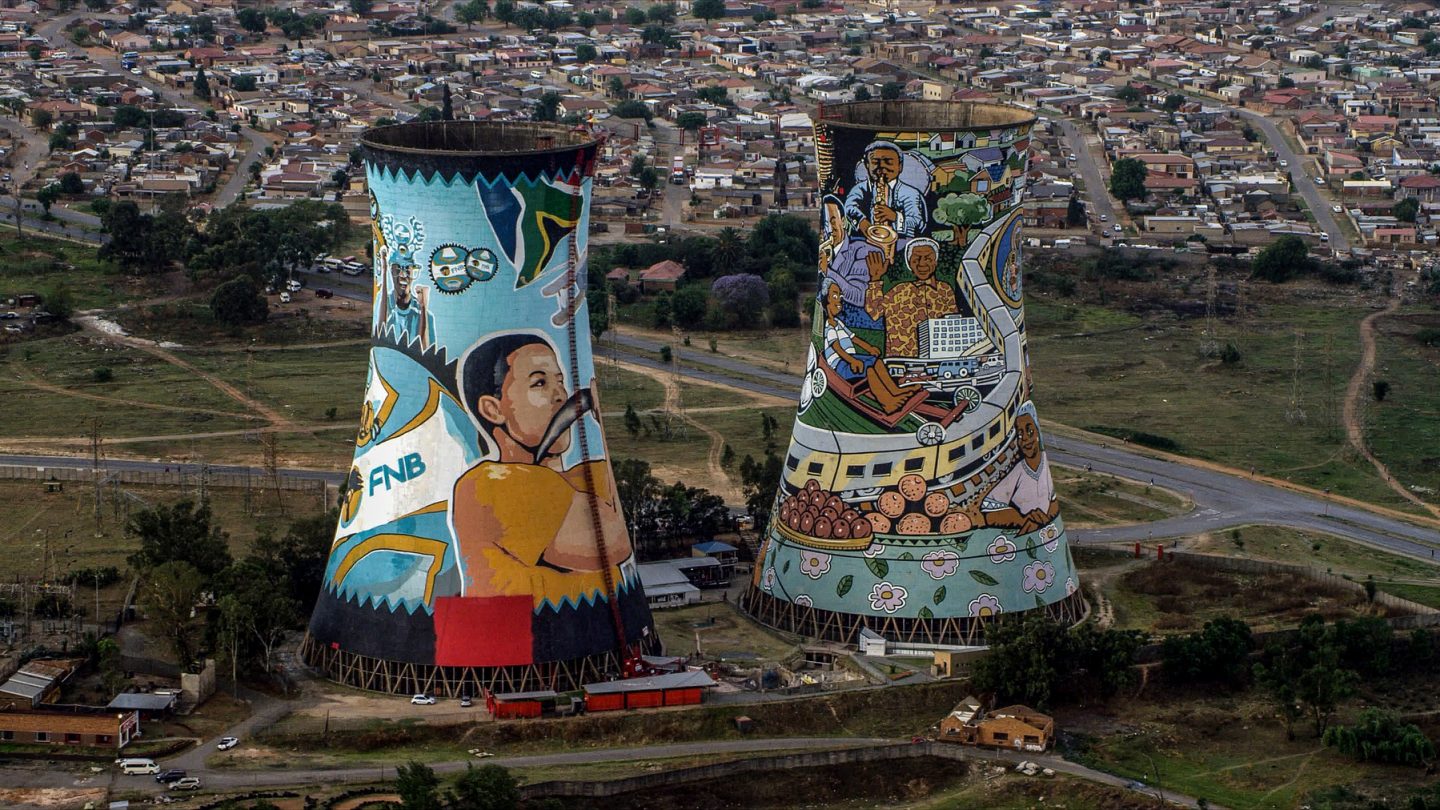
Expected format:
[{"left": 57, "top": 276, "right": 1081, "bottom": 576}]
[
  {"left": 214, "top": 558, "right": 298, "bottom": 673},
  {"left": 641, "top": 24, "right": 675, "bottom": 47},
  {"left": 396, "top": 761, "right": 443, "bottom": 810},
  {"left": 447, "top": 764, "right": 520, "bottom": 810},
  {"left": 612, "top": 100, "right": 652, "bottom": 121},
  {"left": 1109, "top": 157, "right": 1148, "bottom": 201},
  {"left": 1277, "top": 76, "right": 1295, "bottom": 89},
  {"left": 1251, "top": 234, "right": 1314, "bottom": 283},
  {"left": 714, "top": 227, "right": 743, "bottom": 269},
  {"left": 646, "top": 2, "right": 676, "bottom": 22},
  {"left": 623, "top": 405, "right": 642, "bottom": 439},
  {"left": 1116, "top": 85, "right": 1141, "bottom": 102},
  {"left": 126, "top": 499, "right": 233, "bottom": 582},
  {"left": 232, "top": 75, "right": 258, "bottom": 92},
  {"left": 441, "top": 83, "right": 453, "bottom": 121},
  {"left": 58, "top": 172, "right": 84, "bottom": 195},
  {"left": 748, "top": 213, "right": 816, "bottom": 268},
  {"left": 973, "top": 613, "right": 1072, "bottom": 708},
  {"left": 853, "top": 85, "right": 872, "bottom": 101},
  {"left": 210, "top": 275, "right": 269, "bottom": 326},
  {"left": 575, "top": 42, "right": 597, "bottom": 63},
  {"left": 84, "top": 0, "right": 107, "bottom": 10},
  {"left": 765, "top": 262, "right": 800, "bottom": 327},
  {"left": 457, "top": 0, "right": 488, "bottom": 27},
  {"left": 193, "top": 66, "right": 211, "bottom": 101},
  {"left": 25, "top": 43, "right": 42, "bottom": 61},
  {"left": 738, "top": 452, "right": 782, "bottom": 529},
  {"left": 675, "top": 111, "right": 707, "bottom": 130},
  {"left": 586, "top": 287, "right": 609, "bottom": 339},
  {"left": 692, "top": 0, "right": 725, "bottom": 19},
  {"left": 1163, "top": 93, "right": 1185, "bottom": 112},
  {"left": 1160, "top": 616, "right": 1253, "bottom": 688},
  {"left": 607, "top": 75, "right": 627, "bottom": 98},
  {"left": 140, "top": 561, "right": 205, "bottom": 666},
  {"left": 492, "top": 0, "right": 516, "bottom": 25},
  {"left": 710, "top": 274, "right": 769, "bottom": 328},
  {"left": 350, "top": 0, "right": 373, "bottom": 14},
  {"left": 237, "top": 8, "right": 268, "bottom": 34},
  {"left": 97, "top": 637, "right": 124, "bottom": 696},
  {"left": 671, "top": 284, "right": 708, "bottom": 325},
  {"left": 1394, "top": 197, "right": 1420, "bottom": 223},
  {"left": 35, "top": 184, "right": 59, "bottom": 215},
  {"left": 1066, "top": 197, "right": 1087, "bottom": 227},
  {"left": 1373, "top": 380, "right": 1390, "bottom": 402},
  {"left": 533, "top": 91, "right": 561, "bottom": 122},
  {"left": 637, "top": 166, "right": 659, "bottom": 191},
  {"left": 623, "top": 6, "right": 646, "bottom": 25},
  {"left": 31, "top": 108, "right": 53, "bottom": 131},
  {"left": 880, "top": 81, "right": 903, "bottom": 100},
  {"left": 1324, "top": 709, "right": 1436, "bottom": 766}
]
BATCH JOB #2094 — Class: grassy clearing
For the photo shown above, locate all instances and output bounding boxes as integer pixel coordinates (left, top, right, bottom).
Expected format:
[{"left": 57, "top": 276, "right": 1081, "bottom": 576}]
[
  {"left": 649, "top": 602, "right": 799, "bottom": 664},
  {"left": 1190, "top": 524, "right": 1440, "bottom": 581},
  {"left": 1026, "top": 291, "right": 1410, "bottom": 511},
  {"left": 1375, "top": 581, "right": 1440, "bottom": 609},
  {"left": 1102, "top": 559, "right": 1394, "bottom": 634},
  {"left": 1367, "top": 314, "right": 1440, "bottom": 502},
  {"left": 1055, "top": 468, "right": 1190, "bottom": 527},
  {"left": 0, "top": 231, "right": 155, "bottom": 311}
]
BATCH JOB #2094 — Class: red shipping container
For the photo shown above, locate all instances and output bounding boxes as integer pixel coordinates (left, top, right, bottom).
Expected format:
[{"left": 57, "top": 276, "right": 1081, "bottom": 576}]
[
  {"left": 625, "top": 690, "right": 664, "bottom": 709},
  {"left": 585, "top": 693, "right": 625, "bottom": 713}
]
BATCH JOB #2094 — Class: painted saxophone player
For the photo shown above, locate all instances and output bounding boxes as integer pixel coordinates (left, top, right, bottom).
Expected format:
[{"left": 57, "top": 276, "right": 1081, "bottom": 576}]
[{"left": 745, "top": 101, "right": 1082, "bottom": 647}]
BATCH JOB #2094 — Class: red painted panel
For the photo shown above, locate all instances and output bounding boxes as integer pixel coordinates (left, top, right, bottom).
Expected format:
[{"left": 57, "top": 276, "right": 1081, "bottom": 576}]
[
  {"left": 663, "top": 688, "right": 702, "bottom": 706},
  {"left": 625, "top": 690, "right": 663, "bottom": 709},
  {"left": 433, "top": 595, "right": 533, "bottom": 667},
  {"left": 585, "top": 693, "right": 625, "bottom": 712}
]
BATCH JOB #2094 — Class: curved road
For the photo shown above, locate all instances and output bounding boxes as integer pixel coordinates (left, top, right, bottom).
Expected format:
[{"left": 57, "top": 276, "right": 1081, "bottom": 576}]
[{"left": 1230, "top": 107, "right": 1350, "bottom": 252}]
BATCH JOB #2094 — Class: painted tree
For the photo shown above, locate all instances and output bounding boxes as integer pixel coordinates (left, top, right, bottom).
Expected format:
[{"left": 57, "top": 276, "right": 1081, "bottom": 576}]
[{"left": 933, "top": 192, "right": 991, "bottom": 244}]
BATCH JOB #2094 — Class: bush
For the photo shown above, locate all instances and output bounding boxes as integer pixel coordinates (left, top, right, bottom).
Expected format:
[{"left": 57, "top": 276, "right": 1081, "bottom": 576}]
[
  {"left": 210, "top": 275, "right": 268, "bottom": 326},
  {"left": 1323, "top": 709, "right": 1435, "bottom": 766},
  {"left": 92, "top": 367, "right": 114, "bottom": 383}
]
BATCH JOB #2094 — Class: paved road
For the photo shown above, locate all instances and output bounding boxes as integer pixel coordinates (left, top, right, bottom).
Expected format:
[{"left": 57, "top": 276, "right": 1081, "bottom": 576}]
[
  {"left": 5, "top": 338, "right": 1436, "bottom": 560},
  {"left": 1228, "top": 108, "right": 1349, "bottom": 252},
  {"left": 1058, "top": 118, "right": 1116, "bottom": 228}
]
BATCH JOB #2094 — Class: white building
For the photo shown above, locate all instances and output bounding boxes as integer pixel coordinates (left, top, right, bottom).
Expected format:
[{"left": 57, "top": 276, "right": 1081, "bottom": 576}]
[{"left": 918, "top": 315, "right": 985, "bottom": 359}]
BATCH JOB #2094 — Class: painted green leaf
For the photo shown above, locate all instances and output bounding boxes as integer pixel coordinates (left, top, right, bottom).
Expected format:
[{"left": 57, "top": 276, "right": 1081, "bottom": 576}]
[
  {"left": 897, "top": 551, "right": 914, "bottom": 560},
  {"left": 865, "top": 557, "right": 889, "bottom": 578},
  {"left": 1025, "top": 543, "right": 1038, "bottom": 560},
  {"left": 933, "top": 586, "right": 947, "bottom": 605},
  {"left": 782, "top": 559, "right": 791, "bottom": 574},
  {"left": 969, "top": 570, "right": 999, "bottom": 586},
  {"left": 1035, "top": 594, "right": 1046, "bottom": 609},
  {"left": 837, "top": 574, "right": 854, "bottom": 598},
  {"left": 918, "top": 606, "right": 934, "bottom": 620}
]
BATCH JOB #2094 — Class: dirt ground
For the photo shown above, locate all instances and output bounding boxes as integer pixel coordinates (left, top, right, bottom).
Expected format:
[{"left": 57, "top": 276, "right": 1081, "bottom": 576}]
[{"left": 0, "top": 788, "right": 107, "bottom": 810}]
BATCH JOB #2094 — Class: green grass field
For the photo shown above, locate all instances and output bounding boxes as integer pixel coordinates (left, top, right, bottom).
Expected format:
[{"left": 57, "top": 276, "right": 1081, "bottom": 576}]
[
  {"left": 1366, "top": 314, "right": 1440, "bottom": 505},
  {"left": 1026, "top": 294, "right": 1411, "bottom": 510},
  {"left": 1191, "top": 524, "right": 1440, "bottom": 581}
]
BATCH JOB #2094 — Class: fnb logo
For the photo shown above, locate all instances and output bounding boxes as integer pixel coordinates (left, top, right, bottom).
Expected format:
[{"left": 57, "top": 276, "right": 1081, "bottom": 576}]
[{"left": 368, "top": 453, "right": 427, "bottom": 495}]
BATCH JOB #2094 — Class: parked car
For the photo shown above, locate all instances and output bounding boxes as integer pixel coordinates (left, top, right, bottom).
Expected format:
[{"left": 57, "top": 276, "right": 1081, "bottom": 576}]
[
  {"left": 411, "top": 694, "right": 436, "bottom": 705},
  {"left": 1313, "top": 176, "right": 1324, "bottom": 185},
  {"left": 459, "top": 695, "right": 473, "bottom": 708},
  {"left": 279, "top": 291, "right": 292, "bottom": 304},
  {"left": 315, "top": 288, "right": 334, "bottom": 299},
  {"left": 1112, "top": 224, "right": 1122, "bottom": 233},
  {"left": 155, "top": 769, "right": 186, "bottom": 783},
  {"left": 1278, "top": 159, "right": 1288, "bottom": 167},
  {"left": 169, "top": 777, "right": 202, "bottom": 791},
  {"left": 217, "top": 737, "right": 239, "bottom": 751}
]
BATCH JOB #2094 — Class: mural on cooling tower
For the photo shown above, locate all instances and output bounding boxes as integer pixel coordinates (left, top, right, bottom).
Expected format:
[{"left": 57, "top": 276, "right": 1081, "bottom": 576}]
[
  {"left": 754, "top": 116, "right": 1077, "bottom": 621},
  {"left": 308, "top": 154, "right": 652, "bottom": 670}
]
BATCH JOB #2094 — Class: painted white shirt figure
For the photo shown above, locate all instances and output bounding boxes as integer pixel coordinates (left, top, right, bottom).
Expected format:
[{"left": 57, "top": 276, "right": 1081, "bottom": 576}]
[{"left": 984, "top": 451, "right": 1054, "bottom": 519}]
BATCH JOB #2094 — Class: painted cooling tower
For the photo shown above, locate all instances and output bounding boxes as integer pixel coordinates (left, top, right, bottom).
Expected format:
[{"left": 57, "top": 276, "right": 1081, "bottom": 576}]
[
  {"left": 303, "top": 122, "right": 657, "bottom": 695},
  {"left": 743, "top": 101, "right": 1083, "bottom": 646}
]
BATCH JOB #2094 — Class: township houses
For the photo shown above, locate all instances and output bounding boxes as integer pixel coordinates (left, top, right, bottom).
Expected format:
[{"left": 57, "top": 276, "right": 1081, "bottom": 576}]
[
  {"left": 938, "top": 696, "right": 1055, "bottom": 752},
  {"left": 0, "top": 709, "right": 141, "bottom": 750}
]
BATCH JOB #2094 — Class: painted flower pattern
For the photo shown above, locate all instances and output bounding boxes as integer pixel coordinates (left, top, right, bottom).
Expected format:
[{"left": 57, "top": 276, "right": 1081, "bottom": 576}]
[
  {"left": 869, "top": 581, "right": 908, "bottom": 613},
  {"left": 969, "top": 594, "right": 1003, "bottom": 618},
  {"left": 799, "top": 551, "right": 832, "bottom": 580},
  {"left": 795, "top": 594, "right": 813, "bottom": 607},
  {"left": 921, "top": 550, "right": 961, "bottom": 580},
  {"left": 1039, "top": 523, "right": 1061, "bottom": 553},
  {"left": 987, "top": 535, "right": 1017, "bottom": 563},
  {"left": 863, "top": 541, "right": 885, "bottom": 558},
  {"left": 1022, "top": 560, "right": 1057, "bottom": 594},
  {"left": 762, "top": 567, "right": 776, "bottom": 592}
]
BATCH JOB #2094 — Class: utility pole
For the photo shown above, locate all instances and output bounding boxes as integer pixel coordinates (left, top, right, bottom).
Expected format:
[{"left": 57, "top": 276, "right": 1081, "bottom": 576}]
[{"left": 90, "top": 418, "right": 104, "bottom": 537}]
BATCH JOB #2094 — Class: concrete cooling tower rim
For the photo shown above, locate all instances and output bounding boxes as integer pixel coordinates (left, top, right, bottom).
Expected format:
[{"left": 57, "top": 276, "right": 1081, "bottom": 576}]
[
  {"left": 361, "top": 120, "right": 603, "bottom": 157},
  {"left": 818, "top": 100, "right": 1035, "bottom": 131}
]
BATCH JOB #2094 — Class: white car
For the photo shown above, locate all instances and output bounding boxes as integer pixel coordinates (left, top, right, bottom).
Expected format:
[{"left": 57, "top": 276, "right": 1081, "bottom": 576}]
[
  {"left": 1278, "top": 159, "right": 1288, "bottom": 167},
  {"left": 411, "top": 694, "right": 436, "bottom": 705},
  {"left": 1332, "top": 204, "right": 1343, "bottom": 213},
  {"left": 216, "top": 737, "right": 239, "bottom": 751},
  {"left": 130, "top": 67, "right": 142, "bottom": 75},
  {"left": 1112, "top": 224, "right": 1122, "bottom": 232},
  {"left": 169, "top": 777, "right": 202, "bottom": 791}
]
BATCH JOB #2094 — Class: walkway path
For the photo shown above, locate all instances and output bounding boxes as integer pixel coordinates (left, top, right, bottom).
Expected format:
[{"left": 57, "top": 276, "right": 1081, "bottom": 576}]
[{"left": 1340, "top": 279, "right": 1438, "bottom": 517}]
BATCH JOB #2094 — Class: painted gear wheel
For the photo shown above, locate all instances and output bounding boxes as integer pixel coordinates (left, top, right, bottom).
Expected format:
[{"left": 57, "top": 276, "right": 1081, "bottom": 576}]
[{"left": 429, "top": 244, "right": 472, "bottom": 294}]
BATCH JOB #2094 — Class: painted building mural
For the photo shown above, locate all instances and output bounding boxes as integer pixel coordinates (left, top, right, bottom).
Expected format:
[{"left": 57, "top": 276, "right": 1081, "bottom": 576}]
[
  {"left": 747, "top": 103, "right": 1080, "bottom": 639},
  {"left": 306, "top": 124, "right": 655, "bottom": 687}
]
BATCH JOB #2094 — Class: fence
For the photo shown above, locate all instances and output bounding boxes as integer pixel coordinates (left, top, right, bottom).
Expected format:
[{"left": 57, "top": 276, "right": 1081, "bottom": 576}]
[
  {"left": 518, "top": 741, "right": 1002, "bottom": 798},
  {"left": 0, "top": 463, "right": 334, "bottom": 493}
]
